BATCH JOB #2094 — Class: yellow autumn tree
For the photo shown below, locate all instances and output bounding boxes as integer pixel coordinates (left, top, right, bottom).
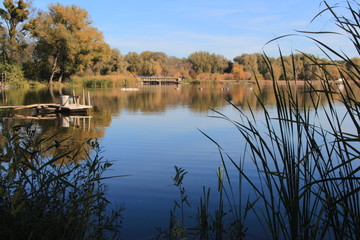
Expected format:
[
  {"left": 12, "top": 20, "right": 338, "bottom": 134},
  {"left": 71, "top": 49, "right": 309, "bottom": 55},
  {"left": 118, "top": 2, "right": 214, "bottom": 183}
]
[
  {"left": 232, "top": 62, "right": 249, "bottom": 80},
  {"left": 29, "top": 3, "right": 110, "bottom": 83}
]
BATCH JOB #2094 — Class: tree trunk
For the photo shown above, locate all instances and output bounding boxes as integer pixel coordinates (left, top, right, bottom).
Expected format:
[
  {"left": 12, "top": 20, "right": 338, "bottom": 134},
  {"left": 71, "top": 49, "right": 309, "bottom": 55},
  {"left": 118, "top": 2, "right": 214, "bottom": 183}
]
[
  {"left": 58, "top": 71, "right": 63, "bottom": 83},
  {"left": 49, "top": 52, "right": 60, "bottom": 84}
]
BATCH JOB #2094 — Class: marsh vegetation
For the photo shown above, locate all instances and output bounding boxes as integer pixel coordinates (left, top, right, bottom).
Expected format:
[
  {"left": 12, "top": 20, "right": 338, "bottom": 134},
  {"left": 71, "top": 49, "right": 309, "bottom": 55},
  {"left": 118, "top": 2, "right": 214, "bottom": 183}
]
[{"left": 155, "top": 1, "right": 360, "bottom": 239}]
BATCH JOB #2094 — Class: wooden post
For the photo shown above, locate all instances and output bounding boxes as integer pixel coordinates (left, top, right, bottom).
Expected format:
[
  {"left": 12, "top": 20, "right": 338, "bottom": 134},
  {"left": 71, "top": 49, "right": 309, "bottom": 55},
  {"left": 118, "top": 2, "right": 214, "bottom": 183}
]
[
  {"left": 87, "top": 91, "right": 91, "bottom": 106},
  {"left": 72, "top": 90, "right": 76, "bottom": 104},
  {"left": 82, "top": 89, "right": 85, "bottom": 105}
]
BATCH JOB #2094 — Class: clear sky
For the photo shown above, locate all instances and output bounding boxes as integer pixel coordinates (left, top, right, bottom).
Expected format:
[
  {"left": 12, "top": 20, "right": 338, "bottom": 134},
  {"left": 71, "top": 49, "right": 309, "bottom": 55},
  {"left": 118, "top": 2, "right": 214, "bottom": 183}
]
[{"left": 31, "top": 0, "right": 356, "bottom": 60}]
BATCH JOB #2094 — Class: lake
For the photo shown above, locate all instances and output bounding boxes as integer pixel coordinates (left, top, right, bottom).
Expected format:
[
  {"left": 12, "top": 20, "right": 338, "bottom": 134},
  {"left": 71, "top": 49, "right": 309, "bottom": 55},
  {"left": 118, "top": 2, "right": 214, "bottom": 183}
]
[{"left": 0, "top": 82, "right": 356, "bottom": 239}]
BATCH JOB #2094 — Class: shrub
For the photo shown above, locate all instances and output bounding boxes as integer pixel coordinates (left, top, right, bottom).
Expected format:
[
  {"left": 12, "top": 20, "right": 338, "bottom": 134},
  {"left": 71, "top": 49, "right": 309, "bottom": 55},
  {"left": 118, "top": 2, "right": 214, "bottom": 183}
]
[{"left": 0, "top": 63, "right": 25, "bottom": 82}]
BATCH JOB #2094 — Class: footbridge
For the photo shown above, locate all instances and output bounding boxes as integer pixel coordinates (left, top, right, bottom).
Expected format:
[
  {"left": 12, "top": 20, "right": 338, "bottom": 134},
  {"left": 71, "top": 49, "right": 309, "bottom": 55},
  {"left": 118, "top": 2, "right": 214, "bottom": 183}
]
[{"left": 139, "top": 76, "right": 182, "bottom": 85}]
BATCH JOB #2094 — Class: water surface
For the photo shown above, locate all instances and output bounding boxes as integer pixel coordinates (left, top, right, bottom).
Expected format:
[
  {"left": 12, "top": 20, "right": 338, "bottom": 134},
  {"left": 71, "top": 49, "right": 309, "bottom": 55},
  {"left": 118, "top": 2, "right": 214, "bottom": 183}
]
[{"left": 0, "top": 83, "right": 353, "bottom": 239}]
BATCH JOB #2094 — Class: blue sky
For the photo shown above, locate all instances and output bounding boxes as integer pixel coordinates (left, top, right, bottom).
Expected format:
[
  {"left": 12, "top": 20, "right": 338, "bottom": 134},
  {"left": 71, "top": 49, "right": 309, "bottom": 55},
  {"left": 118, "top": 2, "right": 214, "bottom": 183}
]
[{"left": 32, "top": 0, "right": 356, "bottom": 60}]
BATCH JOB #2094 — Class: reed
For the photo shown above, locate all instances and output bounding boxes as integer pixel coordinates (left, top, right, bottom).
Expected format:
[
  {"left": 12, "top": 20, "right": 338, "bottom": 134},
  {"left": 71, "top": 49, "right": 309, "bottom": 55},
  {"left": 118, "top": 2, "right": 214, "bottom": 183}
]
[
  {"left": 156, "top": 155, "right": 251, "bottom": 239},
  {"left": 160, "top": 1, "right": 359, "bottom": 239},
  {"left": 0, "top": 120, "right": 124, "bottom": 239},
  {"left": 205, "top": 1, "right": 359, "bottom": 239},
  {"left": 70, "top": 74, "right": 139, "bottom": 88}
]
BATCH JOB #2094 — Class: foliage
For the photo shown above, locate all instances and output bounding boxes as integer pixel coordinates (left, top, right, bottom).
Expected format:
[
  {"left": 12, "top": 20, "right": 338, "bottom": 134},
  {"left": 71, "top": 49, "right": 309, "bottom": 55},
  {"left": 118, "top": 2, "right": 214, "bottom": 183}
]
[
  {"left": 0, "top": 62, "right": 23, "bottom": 81},
  {"left": 231, "top": 62, "right": 251, "bottom": 80},
  {"left": 0, "top": 121, "right": 123, "bottom": 239},
  {"left": 0, "top": 0, "right": 30, "bottom": 63},
  {"left": 100, "top": 48, "right": 128, "bottom": 75},
  {"left": 187, "top": 51, "right": 230, "bottom": 74},
  {"left": 28, "top": 3, "right": 111, "bottom": 84},
  {"left": 124, "top": 51, "right": 191, "bottom": 77},
  {"left": 0, "top": 1, "right": 357, "bottom": 84}
]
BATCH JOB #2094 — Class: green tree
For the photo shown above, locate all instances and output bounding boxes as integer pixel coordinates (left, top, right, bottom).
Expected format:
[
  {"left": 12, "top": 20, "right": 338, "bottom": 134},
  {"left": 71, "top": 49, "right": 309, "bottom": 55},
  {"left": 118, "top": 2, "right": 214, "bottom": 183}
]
[
  {"left": 28, "top": 3, "right": 110, "bottom": 83},
  {"left": 142, "top": 59, "right": 162, "bottom": 76},
  {"left": 255, "top": 53, "right": 269, "bottom": 79},
  {"left": 0, "top": 0, "right": 30, "bottom": 64},
  {"left": 233, "top": 54, "right": 259, "bottom": 79},
  {"left": 125, "top": 52, "right": 143, "bottom": 75},
  {"left": 187, "top": 51, "right": 229, "bottom": 74},
  {"left": 139, "top": 51, "right": 168, "bottom": 76},
  {"left": 100, "top": 48, "right": 127, "bottom": 75}
]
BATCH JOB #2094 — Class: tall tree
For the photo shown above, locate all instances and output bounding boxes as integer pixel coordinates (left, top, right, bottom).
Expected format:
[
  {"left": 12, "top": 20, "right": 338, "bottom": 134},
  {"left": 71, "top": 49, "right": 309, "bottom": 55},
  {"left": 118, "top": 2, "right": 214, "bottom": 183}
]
[
  {"left": 232, "top": 62, "right": 250, "bottom": 80},
  {"left": 0, "top": 0, "right": 30, "bottom": 63},
  {"left": 100, "top": 48, "right": 127, "bottom": 75},
  {"left": 138, "top": 51, "right": 168, "bottom": 76},
  {"left": 187, "top": 51, "right": 229, "bottom": 74},
  {"left": 233, "top": 54, "right": 259, "bottom": 79},
  {"left": 29, "top": 3, "right": 110, "bottom": 83},
  {"left": 125, "top": 52, "right": 143, "bottom": 75}
]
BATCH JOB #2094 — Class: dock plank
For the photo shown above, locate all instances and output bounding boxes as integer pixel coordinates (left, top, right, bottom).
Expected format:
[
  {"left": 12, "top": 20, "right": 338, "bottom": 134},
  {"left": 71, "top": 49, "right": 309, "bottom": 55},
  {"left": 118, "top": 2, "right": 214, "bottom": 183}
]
[{"left": 0, "top": 103, "right": 92, "bottom": 114}]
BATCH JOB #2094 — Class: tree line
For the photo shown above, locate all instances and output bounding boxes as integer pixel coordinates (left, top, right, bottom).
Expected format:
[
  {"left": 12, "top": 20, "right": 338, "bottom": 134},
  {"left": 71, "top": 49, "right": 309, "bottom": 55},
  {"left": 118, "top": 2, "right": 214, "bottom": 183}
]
[{"left": 0, "top": 0, "right": 358, "bottom": 84}]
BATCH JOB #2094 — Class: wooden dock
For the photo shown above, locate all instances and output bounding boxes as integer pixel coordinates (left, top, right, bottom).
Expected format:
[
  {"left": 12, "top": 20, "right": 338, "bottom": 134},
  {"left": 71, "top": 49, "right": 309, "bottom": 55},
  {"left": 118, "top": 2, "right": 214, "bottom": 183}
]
[
  {"left": 139, "top": 76, "right": 182, "bottom": 85},
  {"left": 0, "top": 91, "right": 92, "bottom": 114},
  {"left": 0, "top": 103, "right": 92, "bottom": 114}
]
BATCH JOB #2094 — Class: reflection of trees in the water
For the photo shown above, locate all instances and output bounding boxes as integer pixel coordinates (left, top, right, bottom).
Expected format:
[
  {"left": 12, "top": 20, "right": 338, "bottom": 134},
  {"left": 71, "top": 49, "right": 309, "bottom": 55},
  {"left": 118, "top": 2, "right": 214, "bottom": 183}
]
[
  {"left": 186, "top": 86, "right": 228, "bottom": 112},
  {"left": 0, "top": 87, "right": 48, "bottom": 106},
  {"left": 89, "top": 85, "right": 230, "bottom": 113},
  {"left": 231, "top": 82, "right": 351, "bottom": 110},
  {"left": 0, "top": 116, "right": 97, "bottom": 163},
  {"left": 0, "top": 87, "right": 106, "bottom": 162},
  {"left": 1, "top": 82, "right": 356, "bottom": 161}
]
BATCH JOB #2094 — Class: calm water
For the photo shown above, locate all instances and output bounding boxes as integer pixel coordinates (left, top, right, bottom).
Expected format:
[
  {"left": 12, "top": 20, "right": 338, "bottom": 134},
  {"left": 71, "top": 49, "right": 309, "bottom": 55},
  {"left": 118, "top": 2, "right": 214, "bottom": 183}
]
[{"left": 0, "top": 83, "right": 354, "bottom": 239}]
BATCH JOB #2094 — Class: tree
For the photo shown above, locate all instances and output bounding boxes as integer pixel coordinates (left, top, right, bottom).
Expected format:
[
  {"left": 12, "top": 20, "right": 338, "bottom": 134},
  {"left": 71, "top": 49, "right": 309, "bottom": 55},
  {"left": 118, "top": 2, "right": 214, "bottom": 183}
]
[
  {"left": 256, "top": 53, "right": 269, "bottom": 78},
  {"left": 232, "top": 62, "right": 250, "bottom": 80},
  {"left": 125, "top": 52, "right": 143, "bottom": 74},
  {"left": 0, "top": 0, "right": 30, "bottom": 63},
  {"left": 100, "top": 48, "right": 127, "bottom": 75},
  {"left": 29, "top": 3, "right": 110, "bottom": 83},
  {"left": 187, "top": 51, "right": 229, "bottom": 74},
  {"left": 233, "top": 54, "right": 259, "bottom": 80},
  {"left": 166, "top": 56, "right": 192, "bottom": 78}
]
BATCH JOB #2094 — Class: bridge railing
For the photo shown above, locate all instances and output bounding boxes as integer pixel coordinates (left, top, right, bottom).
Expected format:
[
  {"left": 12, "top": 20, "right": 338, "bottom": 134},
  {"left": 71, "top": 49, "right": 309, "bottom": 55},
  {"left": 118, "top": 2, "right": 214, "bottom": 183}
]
[{"left": 138, "top": 76, "right": 182, "bottom": 84}]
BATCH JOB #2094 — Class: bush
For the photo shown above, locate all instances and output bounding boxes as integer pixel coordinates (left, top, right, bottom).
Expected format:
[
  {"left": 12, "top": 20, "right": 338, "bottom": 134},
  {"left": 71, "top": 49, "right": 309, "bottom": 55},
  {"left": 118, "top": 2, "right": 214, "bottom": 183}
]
[{"left": 0, "top": 63, "right": 25, "bottom": 82}]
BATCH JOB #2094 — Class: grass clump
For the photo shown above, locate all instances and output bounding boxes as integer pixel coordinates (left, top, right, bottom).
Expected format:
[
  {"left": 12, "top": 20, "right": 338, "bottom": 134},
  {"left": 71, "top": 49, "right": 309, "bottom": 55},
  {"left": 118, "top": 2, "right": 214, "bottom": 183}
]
[
  {"left": 70, "top": 74, "right": 139, "bottom": 88},
  {"left": 155, "top": 162, "right": 250, "bottom": 240},
  {"left": 0, "top": 121, "right": 123, "bottom": 240}
]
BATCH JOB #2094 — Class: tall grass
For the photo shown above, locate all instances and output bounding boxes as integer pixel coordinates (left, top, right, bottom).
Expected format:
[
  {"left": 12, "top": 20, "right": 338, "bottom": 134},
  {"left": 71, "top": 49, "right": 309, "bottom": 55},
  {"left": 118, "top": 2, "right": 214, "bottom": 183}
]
[
  {"left": 160, "top": 1, "right": 359, "bottom": 239},
  {"left": 70, "top": 74, "right": 139, "bottom": 88},
  {"left": 0, "top": 120, "right": 124, "bottom": 239},
  {"left": 209, "top": 1, "right": 360, "bottom": 239}
]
